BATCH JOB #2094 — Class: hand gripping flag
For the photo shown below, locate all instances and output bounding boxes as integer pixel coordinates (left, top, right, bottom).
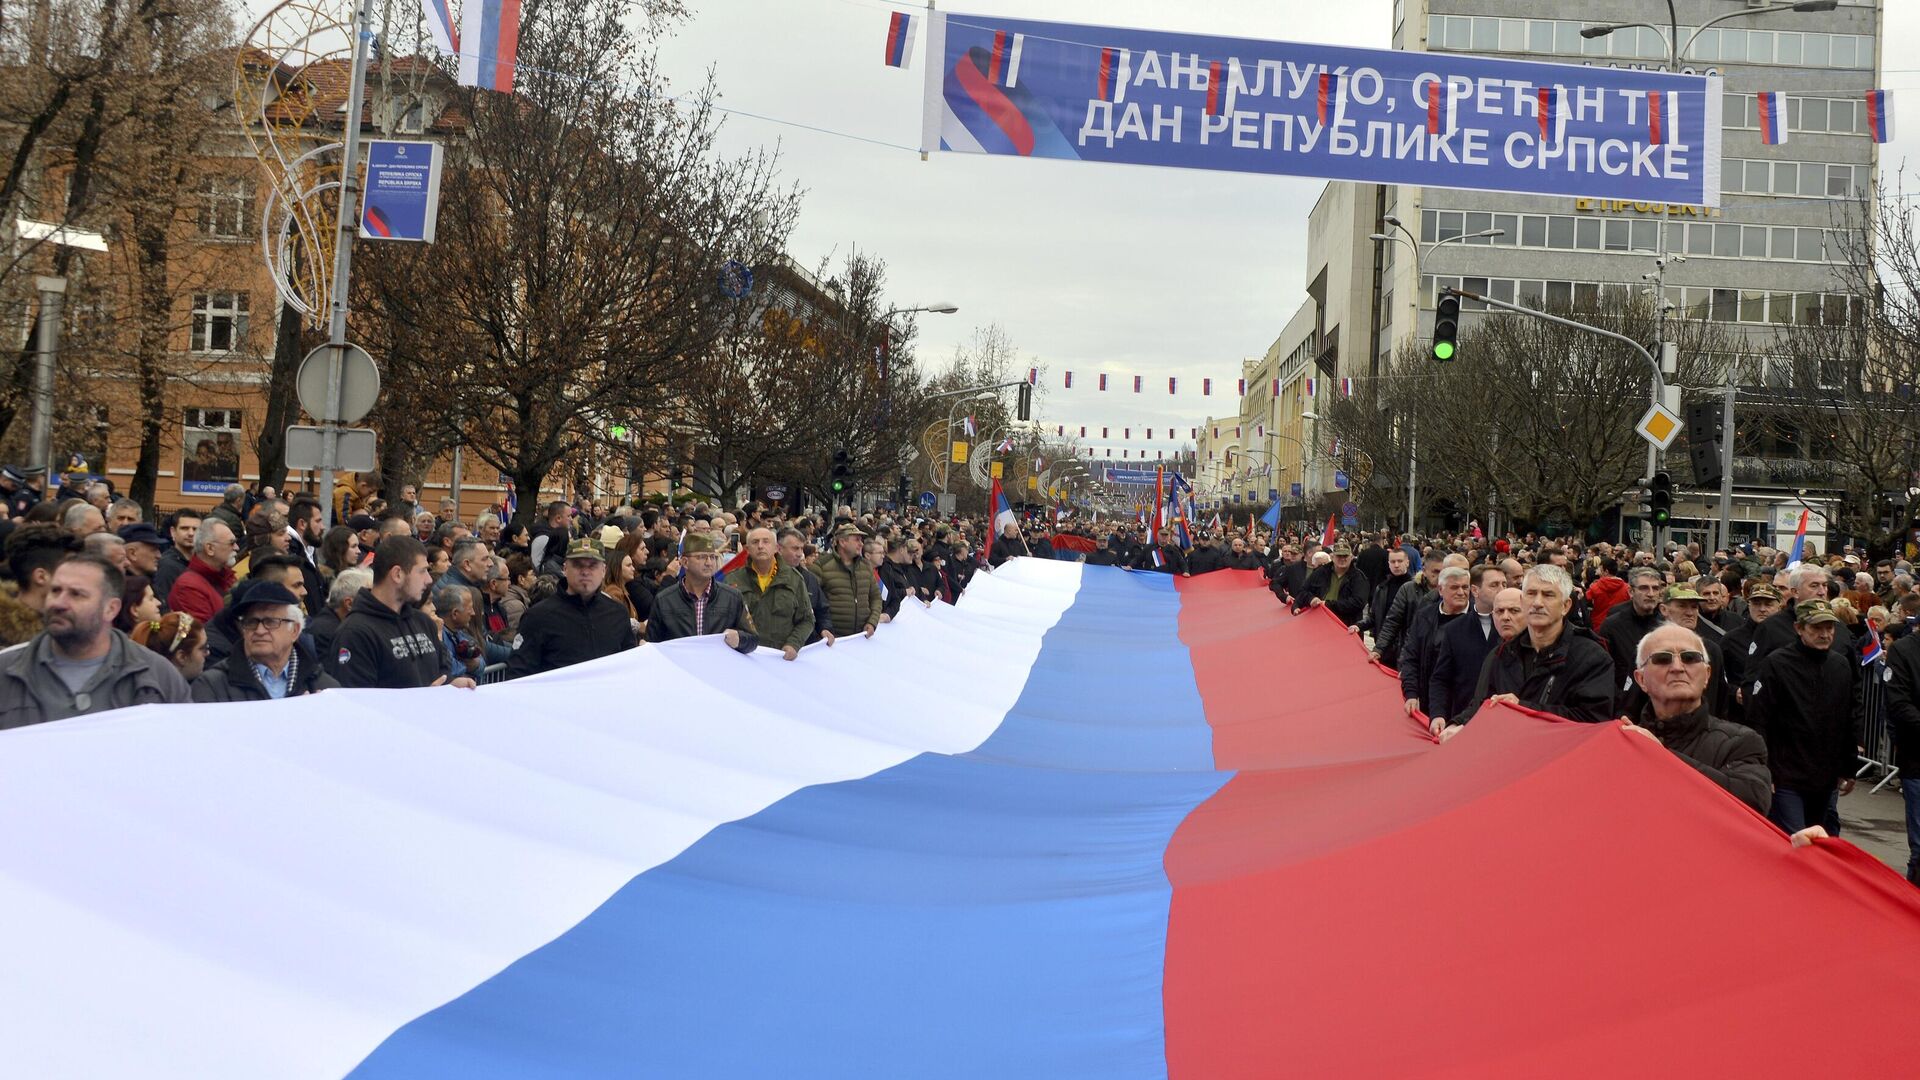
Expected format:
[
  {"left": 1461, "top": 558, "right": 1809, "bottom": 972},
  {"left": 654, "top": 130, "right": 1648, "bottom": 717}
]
[
  {"left": 457, "top": 0, "right": 522, "bottom": 93},
  {"left": 883, "top": 11, "right": 916, "bottom": 67},
  {"left": 1757, "top": 91, "right": 1788, "bottom": 146}
]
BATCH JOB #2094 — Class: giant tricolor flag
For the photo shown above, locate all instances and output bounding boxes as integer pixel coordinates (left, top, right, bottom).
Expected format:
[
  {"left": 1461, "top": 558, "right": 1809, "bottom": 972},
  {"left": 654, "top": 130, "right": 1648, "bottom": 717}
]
[
  {"left": 457, "top": 0, "right": 522, "bottom": 93},
  {"left": 7, "top": 564, "right": 1920, "bottom": 1077}
]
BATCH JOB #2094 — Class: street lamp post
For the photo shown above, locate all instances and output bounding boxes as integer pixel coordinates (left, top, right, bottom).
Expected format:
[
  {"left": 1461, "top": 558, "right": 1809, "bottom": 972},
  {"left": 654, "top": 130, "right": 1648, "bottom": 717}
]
[
  {"left": 1368, "top": 223, "right": 1503, "bottom": 532},
  {"left": 1582, "top": 0, "right": 1838, "bottom": 548}
]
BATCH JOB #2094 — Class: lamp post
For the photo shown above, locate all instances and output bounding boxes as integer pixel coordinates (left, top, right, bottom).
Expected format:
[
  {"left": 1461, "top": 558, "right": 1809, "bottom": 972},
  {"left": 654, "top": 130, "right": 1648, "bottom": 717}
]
[
  {"left": 1581, "top": 0, "right": 1838, "bottom": 547},
  {"left": 1367, "top": 223, "right": 1503, "bottom": 532},
  {"left": 939, "top": 390, "right": 996, "bottom": 494}
]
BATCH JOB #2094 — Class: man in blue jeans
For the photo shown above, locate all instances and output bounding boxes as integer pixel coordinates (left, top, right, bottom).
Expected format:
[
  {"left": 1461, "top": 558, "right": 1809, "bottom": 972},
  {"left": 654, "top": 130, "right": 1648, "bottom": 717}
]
[
  {"left": 1879, "top": 619, "right": 1920, "bottom": 883},
  {"left": 1749, "top": 600, "right": 1861, "bottom": 837}
]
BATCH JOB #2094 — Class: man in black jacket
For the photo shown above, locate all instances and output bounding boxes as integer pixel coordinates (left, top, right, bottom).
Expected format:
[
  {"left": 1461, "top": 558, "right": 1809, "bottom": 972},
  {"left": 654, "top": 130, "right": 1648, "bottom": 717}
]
[
  {"left": 1426, "top": 563, "right": 1508, "bottom": 730},
  {"left": 648, "top": 531, "right": 758, "bottom": 653},
  {"left": 507, "top": 538, "right": 637, "bottom": 677},
  {"left": 779, "top": 528, "right": 834, "bottom": 645},
  {"left": 1454, "top": 564, "right": 1616, "bottom": 730},
  {"left": 1401, "top": 566, "right": 1472, "bottom": 718},
  {"left": 1598, "top": 567, "right": 1668, "bottom": 700},
  {"left": 1292, "top": 544, "right": 1371, "bottom": 626},
  {"left": 1621, "top": 624, "right": 1771, "bottom": 815},
  {"left": 1879, "top": 620, "right": 1920, "bottom": 882},
  {"left": 1269, "top": 544, "right": 1309, "bottom": 605},
  {"left": 989, "top": 522, "right": 1029, "bottom": 567},
  {"left": 1749, "top": 600, "right": 1862, "bottom": 834},
  {"left": 191, "top": 581, "right": 338, "bottom": 702},
  {"left": 329, "top": 536, "right": 469, "bottom": 689},
  {"left": 1373, "top": 556, "right": 1445, "bottom": 669},
  {"left": 1721, "top": 582, "right": 1785, "bottom": 723},
  {"left": 1360, "top": 546, "right": 1412, "bottom": 648},
  {"left": 1355, "top": 531, "right": 1391, "bottom": 591}
]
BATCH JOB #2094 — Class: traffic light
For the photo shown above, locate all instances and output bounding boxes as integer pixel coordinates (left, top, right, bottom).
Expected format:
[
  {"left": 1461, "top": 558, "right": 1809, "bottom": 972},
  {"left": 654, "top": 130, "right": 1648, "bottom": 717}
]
[
  {"left": 1684, "top": 400, "right": 1725, "bottom": 488},
  {"left": 1432, "top": 294, "right": 1460, "bottom": 362},
  {"left": 1016, "top": 382, "right": 1033, "bottom": 421},
  {"left": 669, "top": 465, "right": 684, "bottom": 493},
  {"left": 1648, "top": 471, "right": 1673, "bottom": 525},
  {"left": 896, "top": 472, "right": 911, "bottom": 507},
  {"left": 830, "top": 448, "right": 852, "bottom": 494}
]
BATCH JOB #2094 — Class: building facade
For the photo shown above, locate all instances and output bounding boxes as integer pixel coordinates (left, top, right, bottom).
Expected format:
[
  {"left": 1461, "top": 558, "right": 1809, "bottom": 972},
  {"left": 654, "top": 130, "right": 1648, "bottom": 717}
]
[{"left": 1387, "top": 0, "right": 1882, "bottom": 545}]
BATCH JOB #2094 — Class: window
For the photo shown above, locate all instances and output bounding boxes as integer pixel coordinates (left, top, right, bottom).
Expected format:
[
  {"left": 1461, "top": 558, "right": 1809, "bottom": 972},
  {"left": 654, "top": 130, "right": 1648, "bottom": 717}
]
[
  {"left": 197, "top": 177, "right": 255, "bottom": 239},
  {"left": 1521, "top": 215, "right": 1547, "bottom": 247},
  {"left": 190, "top": 292, "right": 250, "bottom": 353},
  {"left": 1575, "top": 217, "right": 1600, "bottom": 251},
  {"left": 1604, "top": 218, "right": 1630, "bottom": 252},
  {"left": 395, "top": 98, "right": 426, "bottom": 133}
]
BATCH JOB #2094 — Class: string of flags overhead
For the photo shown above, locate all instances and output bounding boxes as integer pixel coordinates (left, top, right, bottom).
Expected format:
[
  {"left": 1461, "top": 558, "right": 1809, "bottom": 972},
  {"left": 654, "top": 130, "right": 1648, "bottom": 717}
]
[{"left": 1047, "top": 372, "right": 1358, "bottom": 398}]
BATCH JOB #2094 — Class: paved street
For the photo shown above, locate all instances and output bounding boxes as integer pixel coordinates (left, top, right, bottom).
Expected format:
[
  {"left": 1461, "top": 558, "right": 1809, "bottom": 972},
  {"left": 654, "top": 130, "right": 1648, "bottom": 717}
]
[{"left": 1840, "top": 783, "right": 1911, "bottom": 879}]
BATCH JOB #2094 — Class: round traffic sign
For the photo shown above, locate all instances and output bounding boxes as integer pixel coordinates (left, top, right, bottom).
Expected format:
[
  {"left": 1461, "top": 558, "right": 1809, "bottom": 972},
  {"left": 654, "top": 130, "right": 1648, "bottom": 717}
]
[{"left": 296, "top": 343, "right": 380, "bottom": 423}]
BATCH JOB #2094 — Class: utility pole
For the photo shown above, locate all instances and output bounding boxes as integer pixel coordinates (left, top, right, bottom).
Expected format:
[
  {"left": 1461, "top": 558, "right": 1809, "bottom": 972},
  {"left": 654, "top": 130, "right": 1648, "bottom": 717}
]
[{"left": 315, "top": 0, "right": 379, "bottom": 529}]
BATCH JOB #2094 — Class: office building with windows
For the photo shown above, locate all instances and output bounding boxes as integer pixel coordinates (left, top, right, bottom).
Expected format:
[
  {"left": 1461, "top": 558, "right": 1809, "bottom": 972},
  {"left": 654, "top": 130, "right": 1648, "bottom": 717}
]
[{"left": 1374, "top": 0, "right": 1883, "bottom": 545}]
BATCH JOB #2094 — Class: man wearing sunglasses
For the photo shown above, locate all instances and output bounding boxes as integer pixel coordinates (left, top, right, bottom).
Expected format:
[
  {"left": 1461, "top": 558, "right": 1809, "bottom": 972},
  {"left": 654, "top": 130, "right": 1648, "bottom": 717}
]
[
  {"left": 191, "top": 581, "right": 338, "bottom": 703},
  {"left": 1619, "top": 625, "right": 1770, "bottom": 815}
]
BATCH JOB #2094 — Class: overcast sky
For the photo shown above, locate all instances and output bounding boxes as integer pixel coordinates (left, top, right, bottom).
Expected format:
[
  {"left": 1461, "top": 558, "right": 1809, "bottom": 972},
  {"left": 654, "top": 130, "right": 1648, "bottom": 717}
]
[{"left": 654, "top": 2, "right": 1917, "bottom": 451}]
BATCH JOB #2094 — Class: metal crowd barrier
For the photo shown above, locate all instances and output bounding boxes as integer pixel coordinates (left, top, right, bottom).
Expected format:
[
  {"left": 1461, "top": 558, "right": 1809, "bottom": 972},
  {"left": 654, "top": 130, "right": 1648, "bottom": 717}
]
[
  {"left": 478, "top": 663, "right": 510, "bottom": 686},
  {"left": 1857, "top": 655, "right": 1901, "bottom": 794}
]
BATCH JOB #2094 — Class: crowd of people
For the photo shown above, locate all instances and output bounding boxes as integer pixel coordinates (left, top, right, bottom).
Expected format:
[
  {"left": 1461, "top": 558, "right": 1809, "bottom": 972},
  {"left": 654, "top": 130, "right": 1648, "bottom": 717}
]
[{"left": 0, "top": 462, "right": 1909, "bottom": 885}]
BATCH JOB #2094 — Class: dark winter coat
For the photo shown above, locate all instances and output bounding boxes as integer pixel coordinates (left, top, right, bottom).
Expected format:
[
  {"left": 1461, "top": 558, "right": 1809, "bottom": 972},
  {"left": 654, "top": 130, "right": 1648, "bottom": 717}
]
[
  {"left": 1292, "top": 564, "right": 1371, "bottom": 627},
  {"left": 1464, "top": 624, "right": 1617, "bottom": 724},
  {"left": 191, "top": 641, "right": 338, "bottom": 702},
  {"left": 1427, "top": 609, "right": 1501, "bottom": 723},
  {"left": 507, "top": 588, "right": 637, "bottom": 678},
  {"left": 647, "top": 579, "right": 758, "bottom": 653},
  {"left": 1636, "top": 700, "right": 1772, "bottom": 815},
  {"left": 327, "top": 589, "right": 445, "bottom": 689},
  {"left": 1750, "top": 639, "right": 1863, "bottom": 792}
]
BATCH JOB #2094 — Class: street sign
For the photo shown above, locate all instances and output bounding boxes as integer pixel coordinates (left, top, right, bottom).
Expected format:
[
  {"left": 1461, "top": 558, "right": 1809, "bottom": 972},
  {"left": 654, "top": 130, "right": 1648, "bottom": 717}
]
[
  {"left": 1334, "top": 470, "right": 1349, "bottom": 490},
  {"left": 1341, "top": 501, "right": 1360, "bottom": 528},
  {"left": 295, "top": 343, "right": 379, "bottom": 423},
  {"left": 1290, "top": 483, "right": 1303, "bottom": 498},
  {"left": 1636, "top": 402, "right": 1683, "bottom": 451},
  {"left": 918, "top": 491, "right": 936, "bottom": 510},
  {"left": 990, "top": 461, "right": 1004, "bottom": 479},
  {"left": 950, "top": 441, "right": 969, "bottom": 465},
  {"left": 285, "top": 425, "right": 376, "bottom": 472},
  {"left": 1268, "top": 488, "right": 1279, "bottom": 501},
  {"left": 764, "top": 484, "right": 787, "bottom": 502},
  {"left": 359, "top": 140, "right": 444, "bottom": 242}
]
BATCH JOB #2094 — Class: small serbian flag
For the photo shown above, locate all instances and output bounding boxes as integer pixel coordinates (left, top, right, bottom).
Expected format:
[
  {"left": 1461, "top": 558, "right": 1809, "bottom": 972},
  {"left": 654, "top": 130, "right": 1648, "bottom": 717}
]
[
  {"left": 1647, "top": 90, "right": 1669, "bottom": 145},
  {"left": 883, "top": 11, "right": 915, "bottom": 68},
  {"left": 1151, "top": 548, "right": 1167, "bottom": 569},
  {"left": 1867, "top": 89, "right": 1894, "bottom": 143},
  {"left": 1304, "top": 378, "right": 1316, "bottom": 397},
  {"left": 1027, "top": 367, "right": 1038, "bottom": 385},
  {"left": 1124, "top": 428, "right": 1131, "bottom": 439},
  {"left": 1340, "top": 377, "right": 1354, "bottom": 396},
  {"left": 1757, "top": 91, "right": 1788, "bottom": 146},
  {"left": 1064, "top": 371, "right": 1073, "bottom": 388},
  {"left": 1133, "top": 375, "right": 1143, "bottom": 393},
  {"left": 997, "top": 436, "right": 1015, "bottom": 453},
  {"left": 1095, "top": 47, "right": 1129, "bottom": 101},
  {"left": 1102, "top": 427, "right": 1109, "bottom": 438},
  {"left": 1271, "top": 378, "right": 1280, "bottom": 396},
  {"left": 457, "top": 0, "right": 522, "bottom": 92},
  {"left": 962, "top": 415, "right": 977, "bottom": 437},
  {"left": 1537, "top": 86, "right": 1562, "bottom": 143},
  {"left": 1146, "top": 429, "right": 1153, "bottom": 439},
  {"left": 1862, "top": 626, "right": 1884, "bottom": 667},
  {"left": 1079, "top": 426, "right": 1086, "bottom": 437},
  {"left": 986, "top": 30, "right": 1024, "bottom": 87},
  {"left": 422, "top": 0, "right": 458, "bottom": 55},
  {"left": 1169, "top": 377, "right": 1178, "bottom": 394},
  {"left": 1099, "top": 373, "right": 1108, "bottom": 391},
  {"left": 1317, "top": 71, "right": 1343, "bottom": 126},
  {"left": 1202, "top": 378, "right": 1212, "bottom": 396},
  {"left": 1427, "top": 81, "right": 1455, "bottom": 136},
  {"left": 1237, "top": 378, "right": 1246, "bottom": 396},
  {"left": 1213, "top": 427, "right": 1220, "bottom": 440},
  {"left": 1205, "top": 61, "right": 1224, "bottom": 117}
]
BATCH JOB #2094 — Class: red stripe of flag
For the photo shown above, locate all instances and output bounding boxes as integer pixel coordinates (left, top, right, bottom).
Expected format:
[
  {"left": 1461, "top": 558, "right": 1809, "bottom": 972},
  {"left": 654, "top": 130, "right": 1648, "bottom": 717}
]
[
  {"left": 1097, "top": 47, "right": 1113, "bottom": 100},
  {"left": 989, "top": 30, "right": 1008, "bottom": 84},
  {"left": 1538, "top": 87, "right": 1554, "bottom": 141},
  {"left": 1318, "top": 72, "right": 1332, "bottom": 126},
  {"left": 1206, "top": 61, "right": 1222, "bottom": 117},
  {"left": 884, "top": 11, "right": 907, "bottom": 65},
  {"left": 1648, "top": 90, "right": 1664, "bottom": 145}
]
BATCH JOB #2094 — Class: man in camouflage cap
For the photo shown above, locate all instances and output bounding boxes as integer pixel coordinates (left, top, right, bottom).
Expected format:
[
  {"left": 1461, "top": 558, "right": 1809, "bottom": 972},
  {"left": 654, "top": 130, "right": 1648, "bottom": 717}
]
[
  {"left": 1747, "top": 598, "right": 1862, "bottom": 834},
  {"left": 649, "top": 529, "right": 758, "bottom": 653}
]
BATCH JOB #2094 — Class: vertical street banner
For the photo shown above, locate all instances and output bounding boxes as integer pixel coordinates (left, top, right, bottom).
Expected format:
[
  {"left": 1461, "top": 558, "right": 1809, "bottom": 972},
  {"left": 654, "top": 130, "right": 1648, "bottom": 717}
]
[
  {"left": 921, "top": 13, "right": 1722, "bottom": 205},
  {"left": 359, "top": 140, "right": 446, "bottom": 243}
]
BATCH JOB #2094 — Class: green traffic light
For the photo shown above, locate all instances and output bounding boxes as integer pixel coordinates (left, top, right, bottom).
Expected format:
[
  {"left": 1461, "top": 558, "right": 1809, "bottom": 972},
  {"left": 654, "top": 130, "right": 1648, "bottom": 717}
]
[
  {"left": 832, "top": 481, "right": 845, "bottom": 493},
  {"left": 1432, "top": 341, "right": 1455, "bottom": 361}
]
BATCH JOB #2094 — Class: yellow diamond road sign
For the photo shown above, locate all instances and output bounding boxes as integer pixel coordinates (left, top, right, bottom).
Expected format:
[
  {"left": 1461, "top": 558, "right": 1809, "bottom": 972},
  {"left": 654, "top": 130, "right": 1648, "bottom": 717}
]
[{"left": 1637, "top": 402, "right": 1682, "bottom": 451}]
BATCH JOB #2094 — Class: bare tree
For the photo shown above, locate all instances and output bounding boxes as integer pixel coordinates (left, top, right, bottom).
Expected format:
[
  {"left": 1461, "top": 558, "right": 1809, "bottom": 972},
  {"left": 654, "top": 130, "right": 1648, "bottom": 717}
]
[{"left": 353, "top": 0, "right": 800, "bottom": 527}]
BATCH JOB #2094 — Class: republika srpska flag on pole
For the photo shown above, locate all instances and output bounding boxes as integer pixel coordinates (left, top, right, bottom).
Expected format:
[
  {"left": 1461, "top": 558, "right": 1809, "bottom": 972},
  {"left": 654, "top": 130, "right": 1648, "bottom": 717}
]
[
  {"left": 883, "top": 11, "right": 917, "bottom": 68},
  {"left": 457, "top": 0, "right": 522, "bottom": 92},
  {"left": 421, "top": 0, "right": 458, "bottom": 56},
  {"left": 1787, "top": 508, "right": 1810, "bottom": 567}
]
